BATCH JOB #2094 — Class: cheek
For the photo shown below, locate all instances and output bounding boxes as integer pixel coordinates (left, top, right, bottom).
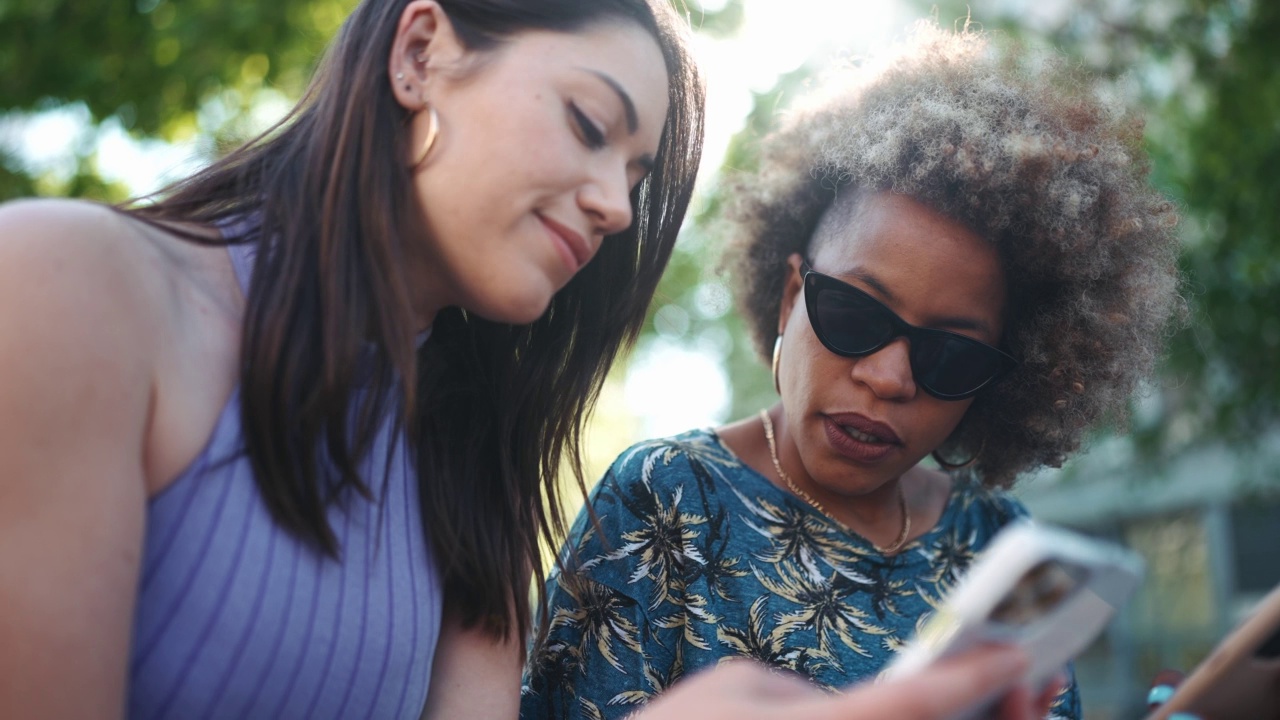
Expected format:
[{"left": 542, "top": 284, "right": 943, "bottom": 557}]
[
  {"left": 416, "top": 148, "right": 512, "bottom": 231},
  {"left": 457, "top": 134, "right": 574, "bottom": 213},
  {"left": 784, "top": 328, "right": 841, "bottom": 394},
  {"left": 915, "top": 400, "right": 974, "bottom": 445}
]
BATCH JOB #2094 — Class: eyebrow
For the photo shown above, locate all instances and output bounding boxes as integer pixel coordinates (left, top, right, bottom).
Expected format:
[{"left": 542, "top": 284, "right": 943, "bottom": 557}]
[
  {"left": 842, "top": 267, "right": 993, "bottom": 335},
  {"left": 586, "top": 69, "right": 639, "bottom": 133}
]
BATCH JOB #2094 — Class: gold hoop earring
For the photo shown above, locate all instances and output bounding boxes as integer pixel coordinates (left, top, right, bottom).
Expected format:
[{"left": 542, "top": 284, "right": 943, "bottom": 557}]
[
  {"left": 771, "top": 334, "right": 783, "bottom": 395},
  {"left": 412, "top": 103, "right": 439, "bottom": 168},
  {"left": 931, "top": 435, "right": 986, "bottom": 472}
]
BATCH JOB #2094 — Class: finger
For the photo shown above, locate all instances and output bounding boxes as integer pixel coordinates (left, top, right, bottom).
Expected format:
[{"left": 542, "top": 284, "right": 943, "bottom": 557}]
[
  {"left": 634, "top": 660, "right": 825, "bottom": 720},
  {"left": 1032, "top": 673, "right": 1066, "bottom": 715},
  {"left": 1146, "top": 668, "right": 1185, "bottom": 710},
  {"left": 992, "top": 682, "right": 1035, "bottom": 720},
  {"left": 823, "top": 645, "right": 1030, "bottom": 720},
  {"left": 739, "top": 663, "right": 824, "bottom": 701}
]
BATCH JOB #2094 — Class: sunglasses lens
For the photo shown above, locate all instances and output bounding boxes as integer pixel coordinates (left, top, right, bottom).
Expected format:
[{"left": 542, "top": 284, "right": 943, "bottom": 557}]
[
  {"left": 913, "top": 333, "right": 1007, "bottom": 398},
  {"left": 807, "top": 273, "right": 1010, "bottom": 399},
  {"left": 813, "top": 287, "right": 895, "bottom": 354}
]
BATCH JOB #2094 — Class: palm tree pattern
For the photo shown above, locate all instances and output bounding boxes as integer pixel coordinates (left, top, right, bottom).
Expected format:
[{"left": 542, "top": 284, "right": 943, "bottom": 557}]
[{"left": 520, "top": 429, "right": 1080, "bottom": 720}]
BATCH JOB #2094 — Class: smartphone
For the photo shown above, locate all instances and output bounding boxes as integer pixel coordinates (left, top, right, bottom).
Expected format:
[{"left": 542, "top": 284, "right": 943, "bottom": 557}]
[
  {"left": 882, "top": 520, "right": 1145, "bottom": 720},
  {"left": 1143, "top": 581, "right": 1280, "bottom": 720}
]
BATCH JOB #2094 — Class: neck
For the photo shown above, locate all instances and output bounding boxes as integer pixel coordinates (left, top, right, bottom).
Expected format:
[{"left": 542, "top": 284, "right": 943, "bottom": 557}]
[
  {"left": 824, "top": 481, "right": 905, "bottom": 526},
  {"left": 761, "top": 406, "right": 912, "bottom": 550},
  {"left": 402, "top": 243, "right": 448, "bottom": 333}
]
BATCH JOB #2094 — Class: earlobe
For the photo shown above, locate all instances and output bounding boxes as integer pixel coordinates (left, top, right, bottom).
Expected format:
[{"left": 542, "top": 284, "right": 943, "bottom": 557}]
[{"left": 387, "top": 0, "right": 463, "bottom": 111}]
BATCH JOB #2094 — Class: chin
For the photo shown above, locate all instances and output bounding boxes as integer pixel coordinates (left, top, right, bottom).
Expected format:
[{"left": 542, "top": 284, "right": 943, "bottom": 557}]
[
  {"left": 503, "top": 301, "right": 552, "bottom": 326},
  {"left": 470, "top": 286, "right": 555, "bottom": 326}
]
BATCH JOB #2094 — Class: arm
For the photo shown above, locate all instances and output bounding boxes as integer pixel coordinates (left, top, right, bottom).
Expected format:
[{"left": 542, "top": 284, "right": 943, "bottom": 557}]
[
  {"left": 0, "top": 201, "right": 159, "bottom": 718},
  {"left": 635, "top": 645, "right": 1054, "bottom": 720},
  {"left": 522, "top": 460, "right": 685, "bottom": 720},
  {"left": 420, "top": 603, "right": 526, "bottom": 720},
  {"left": 521, "top": 567, "right": 658, "bottom": 720}
]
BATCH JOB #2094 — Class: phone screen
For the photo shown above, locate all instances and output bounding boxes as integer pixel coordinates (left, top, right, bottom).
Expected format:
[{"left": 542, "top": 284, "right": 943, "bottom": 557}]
[
  {"left": 987, "top": 560, "right": 1090, "bottom": 627},
  {"left": 885, "top": 524, "right": 1144, "bottom": 720}
]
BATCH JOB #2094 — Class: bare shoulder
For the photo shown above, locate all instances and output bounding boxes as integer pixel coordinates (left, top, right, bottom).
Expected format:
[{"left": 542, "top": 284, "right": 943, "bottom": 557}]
[
  {"left": 1, "top": 196, "right": 133, "bottom": 238},
  {"left": 0, "top": 198, "right": 172, "bottom": 307},
  {"left": 0, "top": 199, "right": 164, "bottom": 714},
  {"left": 0, "top": 197, "right": 165, "bottom": 465},
  {"left": 0, "top": 196, "right": 244, "bottom": 481}
]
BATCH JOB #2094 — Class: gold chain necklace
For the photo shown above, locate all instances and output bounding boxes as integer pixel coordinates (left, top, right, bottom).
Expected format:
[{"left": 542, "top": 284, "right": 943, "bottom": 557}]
[{"left": 759, "top": 409, "right": 912, "bottom": 555}]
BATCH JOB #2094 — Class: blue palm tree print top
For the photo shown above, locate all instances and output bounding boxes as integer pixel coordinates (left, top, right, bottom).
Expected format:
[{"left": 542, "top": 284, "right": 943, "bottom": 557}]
[{"left": 521, "top": 429, "right": 1080, "bottom": 720}]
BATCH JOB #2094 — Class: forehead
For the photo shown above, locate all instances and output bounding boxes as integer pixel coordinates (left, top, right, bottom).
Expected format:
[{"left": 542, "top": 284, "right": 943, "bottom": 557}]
[
  {"left": 809, "top": 190, "right": 1007, "bottom": 322},
  {"left": 498, "top": 23, "right": 670, "bottom": 136}
]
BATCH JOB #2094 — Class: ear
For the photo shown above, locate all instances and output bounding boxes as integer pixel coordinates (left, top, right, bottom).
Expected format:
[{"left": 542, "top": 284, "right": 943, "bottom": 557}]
[
  {"left": 776, "top": 253, "right": 805, "bottom": 337},
  {"left": 387, "top": 0, "right": 467, "bottom": 111}
]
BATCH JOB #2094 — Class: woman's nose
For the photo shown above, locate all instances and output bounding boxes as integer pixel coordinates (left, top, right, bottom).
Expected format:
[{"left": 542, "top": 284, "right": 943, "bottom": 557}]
[
  {"left": 578, "top": 164, "right": 634, "bottom": 237},
  {"left": 849, "top": 337, "right": 917, "bottom": 400}
]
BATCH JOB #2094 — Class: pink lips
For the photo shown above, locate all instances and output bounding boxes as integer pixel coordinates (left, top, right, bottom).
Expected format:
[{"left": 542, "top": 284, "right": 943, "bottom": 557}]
[
  {"left": 539, "top": 214, "right": 592, "bottom": 273},
  {"left": 823, "top": 413, "right": 901, "bottom": 464}
]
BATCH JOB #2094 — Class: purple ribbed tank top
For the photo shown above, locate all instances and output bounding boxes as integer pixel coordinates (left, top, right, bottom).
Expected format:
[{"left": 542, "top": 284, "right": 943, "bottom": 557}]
[{"left": 127, "top": 241, "right": 442, "bottom": 719}]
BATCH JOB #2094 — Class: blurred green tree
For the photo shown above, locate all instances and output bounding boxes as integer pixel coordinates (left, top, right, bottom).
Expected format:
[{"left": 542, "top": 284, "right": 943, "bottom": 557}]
[
  {"left": 0, "top": 0, "right": 353, "bottom": 199},
  {"left": 914, "top": 0, "right": 1280, "bottom": 468},
  {"left": 0, "top": 0, "right": 744, "bottom": 201},
  {"left": 641, "top": 65, "right": 812, "bottom": 422}
]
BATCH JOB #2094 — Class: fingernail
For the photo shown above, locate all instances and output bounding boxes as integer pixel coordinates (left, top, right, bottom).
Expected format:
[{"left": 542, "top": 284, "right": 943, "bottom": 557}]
[{"left": 1146, "top": 684, "right": 1176, "bottom": 705}]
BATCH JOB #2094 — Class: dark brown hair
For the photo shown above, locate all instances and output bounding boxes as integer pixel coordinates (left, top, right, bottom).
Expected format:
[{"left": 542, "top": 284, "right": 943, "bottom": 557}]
[
  {"left": 723, "top": 22, "right": 1182, "bottom": 486},
  {"left": 126, "top": 0, "right": 704, "bottom": 640}
]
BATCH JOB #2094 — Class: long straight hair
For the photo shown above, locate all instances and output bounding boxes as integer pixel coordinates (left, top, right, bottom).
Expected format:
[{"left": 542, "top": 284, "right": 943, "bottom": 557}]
[{"left": 126, "top": 0, "right": 704, "bottom": 640}]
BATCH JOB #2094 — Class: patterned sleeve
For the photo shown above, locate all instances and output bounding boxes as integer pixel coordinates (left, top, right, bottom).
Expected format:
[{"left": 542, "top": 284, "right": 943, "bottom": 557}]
[
  {"left": 521, "top": 442, "right": 694, "bottom": 720},
  {"left": 1047, "top": 671, "right": 1082, "bottom": 720},
  {"left": 983, "top": 486, "right": 1031, "bottom": 528}
]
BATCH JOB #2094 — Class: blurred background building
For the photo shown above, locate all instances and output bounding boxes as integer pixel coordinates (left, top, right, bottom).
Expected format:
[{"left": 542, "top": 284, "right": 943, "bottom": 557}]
[{"left": 1020, "top": 430, "right": 1280, "bottom": 718}]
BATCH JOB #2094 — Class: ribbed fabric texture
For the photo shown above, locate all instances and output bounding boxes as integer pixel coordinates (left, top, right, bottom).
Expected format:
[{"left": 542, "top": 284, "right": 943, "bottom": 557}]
[{"left": 127, "top": 242, "right": 442, "bottom": 719}]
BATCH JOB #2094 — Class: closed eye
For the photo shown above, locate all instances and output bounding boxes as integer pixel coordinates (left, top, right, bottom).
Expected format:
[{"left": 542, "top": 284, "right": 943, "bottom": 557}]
[
  {"left": 569, "top": 102, "right": 606, "bottom": 150},
  {"left": 628, "top": 161, "right": 654, "bottom": 191}
]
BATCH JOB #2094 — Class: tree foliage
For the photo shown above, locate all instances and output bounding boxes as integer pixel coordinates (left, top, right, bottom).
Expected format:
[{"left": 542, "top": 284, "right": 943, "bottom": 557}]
[
  {"left": 1, "top": 0, "right": 340, "bottom": 130},
  {"left": 1, "top": 0, "right": 348, "bottom": 200},
  {"left": 918, "top": 0, "right": 1279, "bottom": 462},
  {"left": 642, "top": 65, "right": 814, "bottom": 422},
  {"left": 0, "top": 0, "right": 743, "bottom": 201}
]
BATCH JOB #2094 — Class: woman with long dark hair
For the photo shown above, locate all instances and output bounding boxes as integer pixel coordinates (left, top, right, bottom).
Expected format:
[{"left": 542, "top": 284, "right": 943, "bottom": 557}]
[{"left": 1, "top": 0, "right": 697, "bottom": 716}]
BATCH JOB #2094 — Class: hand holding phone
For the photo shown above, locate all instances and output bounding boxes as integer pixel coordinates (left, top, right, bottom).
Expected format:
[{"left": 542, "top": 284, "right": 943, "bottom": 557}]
[
  {"left": 882, "top": 521, "right": 1145, "bottom": 720},
  {"left": 1143, "top": 581, "right": 1280, "bottom": 720}
]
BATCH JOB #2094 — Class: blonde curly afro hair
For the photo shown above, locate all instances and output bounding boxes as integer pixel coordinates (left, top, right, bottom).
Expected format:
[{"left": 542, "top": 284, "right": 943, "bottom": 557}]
[{"left": 722, "top": 21, "right": 1184, "bottom": 486}]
